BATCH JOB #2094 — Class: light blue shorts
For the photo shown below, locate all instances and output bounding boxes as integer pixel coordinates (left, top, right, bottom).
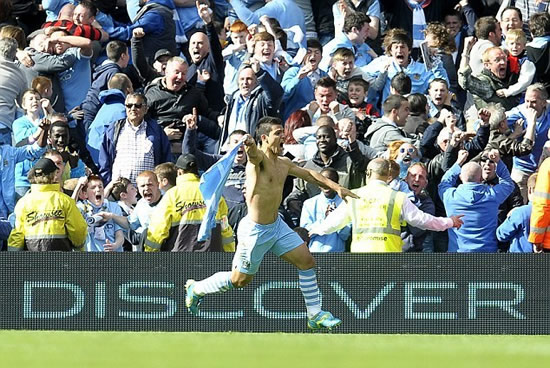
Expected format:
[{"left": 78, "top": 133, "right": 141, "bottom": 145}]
[{"left": 232, "top": 215, "right": 304, "bottom": 274}]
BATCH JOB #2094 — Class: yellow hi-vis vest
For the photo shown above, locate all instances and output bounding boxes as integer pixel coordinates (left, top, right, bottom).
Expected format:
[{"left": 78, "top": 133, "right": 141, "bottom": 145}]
[{"left": 349, "top": 181, "right": 405, "bottom": 252}]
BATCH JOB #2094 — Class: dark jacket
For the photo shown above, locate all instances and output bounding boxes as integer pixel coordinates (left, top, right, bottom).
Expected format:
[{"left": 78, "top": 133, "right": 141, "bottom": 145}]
[
  {"left": 98, "top": 118, "right": 173, "bottom": 183},
  {"left": 187, "top": 22, "right": 225, "bottom": 112},
  {"left": 285, "top": 143, "right": 367, "bottom": 215},
  {"left": 473, "top": 130, "right": 534, "bottom": 171},
  {"left": 82, "top": 61, "right": 122, "bottom": 131},
  {"left": 144, "top": 78, "right": 220, "bottom": 139},
  {"left": 220, "top": 68, "right": 284, "bottom": 146},
  {"left": 131, "top": 35, "right": 161, "bottom": 85}
]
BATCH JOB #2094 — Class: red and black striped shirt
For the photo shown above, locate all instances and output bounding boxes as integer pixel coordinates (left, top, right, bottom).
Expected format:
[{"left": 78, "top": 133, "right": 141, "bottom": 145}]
[{"left": 42, "top": 20, "right": 102, "bottom": 41}]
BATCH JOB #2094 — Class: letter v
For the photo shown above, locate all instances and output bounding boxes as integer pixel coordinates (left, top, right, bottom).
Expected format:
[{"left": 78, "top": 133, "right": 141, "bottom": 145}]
[{"left": 330, "top": 282, "right": 396, "bottom": 319}]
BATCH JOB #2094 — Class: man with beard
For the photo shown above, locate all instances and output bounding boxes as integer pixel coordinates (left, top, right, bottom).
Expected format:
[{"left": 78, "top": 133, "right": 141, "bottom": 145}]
[{"left": 459, "top": 39, "right": 519, "bottom": 110}]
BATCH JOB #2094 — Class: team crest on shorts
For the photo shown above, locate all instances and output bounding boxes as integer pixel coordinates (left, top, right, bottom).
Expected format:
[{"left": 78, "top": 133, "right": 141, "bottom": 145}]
[{"left": 242, "top": 260, "right": 251, "bottom": 270}]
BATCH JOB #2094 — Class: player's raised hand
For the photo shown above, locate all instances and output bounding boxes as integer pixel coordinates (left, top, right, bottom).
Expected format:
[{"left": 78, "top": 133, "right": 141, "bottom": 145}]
[
  {"left": 337, "top": 187, "right": 359, "bottom": 202},
  {"left": 243, "top": 134, "right": 255, "bottom": 147}
]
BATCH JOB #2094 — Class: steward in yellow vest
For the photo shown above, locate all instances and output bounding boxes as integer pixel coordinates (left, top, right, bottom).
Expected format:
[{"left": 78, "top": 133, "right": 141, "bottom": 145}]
[{"left": 310, "top": 158, "right": 464, "bottom": 252}]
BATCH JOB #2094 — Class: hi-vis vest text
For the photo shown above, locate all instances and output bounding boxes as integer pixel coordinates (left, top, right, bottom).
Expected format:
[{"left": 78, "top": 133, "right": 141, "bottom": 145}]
[{"left": 349, "top": 182, "right": 405, "bottom": 252}]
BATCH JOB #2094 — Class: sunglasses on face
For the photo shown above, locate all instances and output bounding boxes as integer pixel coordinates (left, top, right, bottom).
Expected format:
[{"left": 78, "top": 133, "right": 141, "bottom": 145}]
[
  {"left": 480, "top": 156, "right": 495, "bottom": 164},
  {"left": 125, "top": 103, "right": 143, "bottom": 109},
  {"left": 399, "top": 147, "right": 416, "bottom": 154}
]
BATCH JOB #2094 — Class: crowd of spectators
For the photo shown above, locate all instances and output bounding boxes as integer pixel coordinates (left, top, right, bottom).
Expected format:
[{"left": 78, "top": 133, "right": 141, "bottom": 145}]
[{"left": 1, "top": 0, "right": 550, "bottom": 253}]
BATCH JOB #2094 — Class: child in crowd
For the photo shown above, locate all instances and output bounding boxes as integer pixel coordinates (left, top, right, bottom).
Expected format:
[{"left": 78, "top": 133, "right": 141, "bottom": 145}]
[
  {"left": 496, "top": 29, "right": 536, "bottom": 99},
  {"left": 154, "top": 162, "right": 177, "bottom": 194},
  {"left": 73, "top": 175, "right": 126, "bottom": 252},
  {"left": 328, "top": 47, "right": 365, "bottom": 103},
  {"left": 300, "top": 168, "right": 350, "bottom": 252},
  {"left": 281, "top": 38, "right": 325, "bottom": 120},
  {"left": 223, "top": 20, "right": 249, "bottom": 96},
  {"left": 345, "top": 77, "right": 379, "bottom": 136},
  {"left": 31, "top": 76, "right": 54, "bottom": 102},
  {"left": 108, "top": 177, "right": 139, "bottom": 251},
  {"left": 496, "top": 173, "right": 537, "bottom": 252}
]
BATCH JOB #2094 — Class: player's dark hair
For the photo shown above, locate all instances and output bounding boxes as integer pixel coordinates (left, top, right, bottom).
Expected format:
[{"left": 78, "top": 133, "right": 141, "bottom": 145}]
[{"left": 255, "top": 116, "right": 283, "bottom": 144}]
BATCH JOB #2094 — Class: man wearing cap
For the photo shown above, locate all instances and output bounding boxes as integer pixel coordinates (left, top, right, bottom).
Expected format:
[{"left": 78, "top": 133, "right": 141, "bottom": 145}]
[
  {"left": 131, "top": 26, "right": 172, "bottom": 84},
  {"left": 8, "top": 158, "right": 88, "bottom": 251},
  {"left": 144, "top": 153, "right": 235, "bottom": 252}
]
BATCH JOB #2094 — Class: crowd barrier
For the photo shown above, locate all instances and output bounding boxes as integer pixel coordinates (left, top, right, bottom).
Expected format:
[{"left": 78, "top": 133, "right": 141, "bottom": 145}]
[{"left": 1, "top": 253, "right": 548, "bottom": 334}]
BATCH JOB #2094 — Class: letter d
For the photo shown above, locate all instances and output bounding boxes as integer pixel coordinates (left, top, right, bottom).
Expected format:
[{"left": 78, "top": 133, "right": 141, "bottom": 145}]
[{"left": 23, "top": 281, "right": 84, "bottom": 318}]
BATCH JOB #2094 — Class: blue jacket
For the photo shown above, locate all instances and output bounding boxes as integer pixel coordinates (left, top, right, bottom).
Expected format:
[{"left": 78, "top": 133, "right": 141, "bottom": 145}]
[
  {"left": 439, "top": 161, "right": 515, "bottom": 252},
  {"left": 87, "top": 89, "right": 127, "bottom": 166},
  {"left": 320, "top": 32, "right": 373, "bottom": 71},
  {"left": 300, "top": 193, "right": 350, "bottom": 252},
  {"left": 82, "top": 61, "right": 122, "bottom": 131},
  {"left": 281, "top": 66, "right": 326, "bottom": 121},
  {"left": 0, "top": 143, "right": 45, "bottom": 217},
  {"left": 12, "top": 116, "right": 39, "bottom": 189},
  {"left": 363, "top": 55, "right": 449, "bottom": 106},
  {"left": 506, "top": 104, "right": 550, "bottom": 173},
  {"left": 496, "top": 203, "right": 533, "bottom": 253},
  {"left": 98, "top": 118, "right": 173, "bottom": 184}
]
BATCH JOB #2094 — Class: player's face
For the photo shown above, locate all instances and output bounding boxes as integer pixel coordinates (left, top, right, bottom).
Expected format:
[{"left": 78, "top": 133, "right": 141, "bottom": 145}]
[
  {"left": 87, "top": 179, "right": 104, "bottom": 207},
  {"left": 265, "top": 124, "right": 284, "bottom": 155}
]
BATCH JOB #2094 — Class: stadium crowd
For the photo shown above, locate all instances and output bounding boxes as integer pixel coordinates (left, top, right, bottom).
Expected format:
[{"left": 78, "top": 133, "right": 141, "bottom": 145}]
[{"left": 1, "top": 0, "right": 550, "bottom": 253}]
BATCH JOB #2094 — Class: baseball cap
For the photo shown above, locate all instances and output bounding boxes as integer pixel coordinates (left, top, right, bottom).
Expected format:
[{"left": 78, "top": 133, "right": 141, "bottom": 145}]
[
  {"left": 176, "top": 154, "right": 197, "bottom": 170},
  {"left": 154, "top": 49, "right": 172, "bottom": 61},
  {"left": 33, "top": 158, "right": 58, "bottom": 175}
]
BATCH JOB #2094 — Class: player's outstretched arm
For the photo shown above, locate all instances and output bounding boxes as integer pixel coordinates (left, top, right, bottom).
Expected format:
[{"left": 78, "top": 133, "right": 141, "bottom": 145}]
[
  {"left": 287, "top": 164, "right": 359, "bottom": 202},
  {"left": 243, "top": 134, "right": 264, "bottom": 165}
]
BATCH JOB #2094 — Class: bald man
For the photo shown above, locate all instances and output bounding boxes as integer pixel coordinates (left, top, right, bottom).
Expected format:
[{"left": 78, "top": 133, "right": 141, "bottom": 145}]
[
  {"left": 310, "top": 158, "right": 463, "bottom": 252},
  {"left": 186, "top": 2, "right": 225, "bottom": 111},
  {"left": 439, "top": 149, "right": 515, "bottom": 252}
]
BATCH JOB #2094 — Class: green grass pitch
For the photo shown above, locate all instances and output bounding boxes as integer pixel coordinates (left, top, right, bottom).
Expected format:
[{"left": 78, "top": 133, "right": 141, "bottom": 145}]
[{"left": 2, "top": 331, "right": 549, "bottom": 368}]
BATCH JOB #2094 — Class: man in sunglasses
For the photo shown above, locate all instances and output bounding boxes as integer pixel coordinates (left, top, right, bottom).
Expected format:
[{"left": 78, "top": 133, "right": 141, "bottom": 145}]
[
  {"left": 439, "top": 149, "right": 515, "bottom": 252},
  {"left": 98, "top": 93, "right": 172, "bottom": 185}
]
